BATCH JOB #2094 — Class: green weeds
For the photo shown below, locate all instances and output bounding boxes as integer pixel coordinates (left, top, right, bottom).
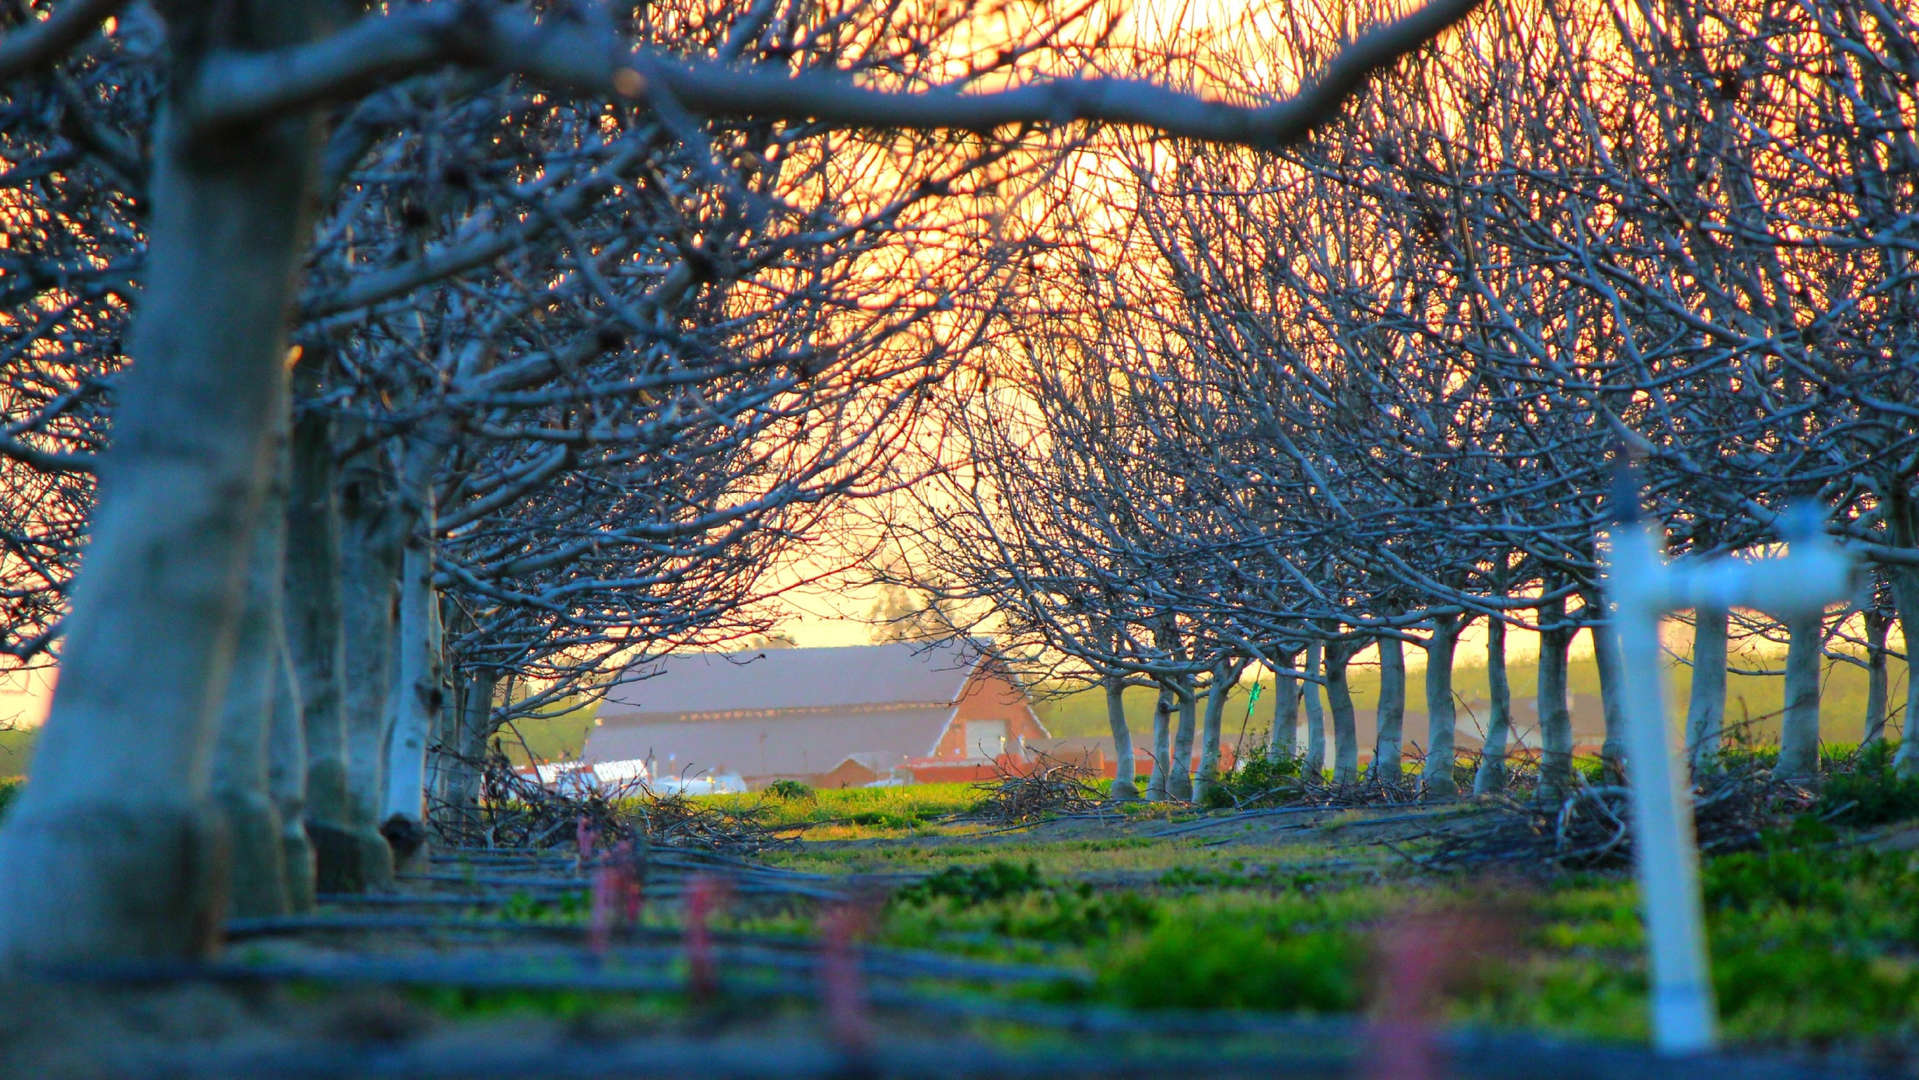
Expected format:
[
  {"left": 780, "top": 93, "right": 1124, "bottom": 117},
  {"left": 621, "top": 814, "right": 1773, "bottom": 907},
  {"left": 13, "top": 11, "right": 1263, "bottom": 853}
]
[{"left": 893, "top": 859, "right": 1047, "bottom": 906}]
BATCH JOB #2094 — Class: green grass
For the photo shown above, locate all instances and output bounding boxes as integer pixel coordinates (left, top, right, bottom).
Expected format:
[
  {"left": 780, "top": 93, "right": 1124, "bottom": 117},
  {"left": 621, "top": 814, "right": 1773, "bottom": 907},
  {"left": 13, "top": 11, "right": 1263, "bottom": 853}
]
[
  {"left": 410, "top": 770, "right": 1919, "bottom": 1050},
  {"left": 857, "top": 834, "right": 1919, "bottom": 1044},
  {"left": 0, "top": 728, "right": 34, "bottom": 779},
  {"left": 698, "top": 780, "right": 985, "bottom": 836}
]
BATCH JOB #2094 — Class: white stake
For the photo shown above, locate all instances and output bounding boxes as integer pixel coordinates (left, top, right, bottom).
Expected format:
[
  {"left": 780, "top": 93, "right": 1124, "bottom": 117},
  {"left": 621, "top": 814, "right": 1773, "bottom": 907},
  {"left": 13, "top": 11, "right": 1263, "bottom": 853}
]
[{"left": 1602, "top": 502, "right": 1850, "bottom": 1056}]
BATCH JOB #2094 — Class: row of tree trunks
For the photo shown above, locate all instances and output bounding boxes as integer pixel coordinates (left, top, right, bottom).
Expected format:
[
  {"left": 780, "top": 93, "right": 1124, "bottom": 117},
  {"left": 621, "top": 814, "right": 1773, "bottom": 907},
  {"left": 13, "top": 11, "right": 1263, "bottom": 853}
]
[
  {"left": 0, "top": 2, "right": 328, "bottom": 961},
  {"left": 1122, "top": 592, "right": 1899, "bottom": 810}
]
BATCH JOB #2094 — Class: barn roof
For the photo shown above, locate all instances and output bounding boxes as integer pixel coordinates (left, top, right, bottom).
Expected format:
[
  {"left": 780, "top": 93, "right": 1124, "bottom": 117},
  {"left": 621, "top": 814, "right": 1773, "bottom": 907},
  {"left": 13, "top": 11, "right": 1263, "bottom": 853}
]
[
  {"left": 597, "top": 637, "right": 991, "bottom": 719},
  {"left": 583, "top": 706, "right": 950, "bottom": 779}
]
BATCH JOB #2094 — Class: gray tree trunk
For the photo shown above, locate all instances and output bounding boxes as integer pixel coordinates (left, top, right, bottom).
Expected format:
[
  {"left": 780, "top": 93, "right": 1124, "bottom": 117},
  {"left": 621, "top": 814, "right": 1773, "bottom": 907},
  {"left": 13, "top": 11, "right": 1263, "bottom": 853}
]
[
  {"left": 1538, "top": 596, "right": 1575, "bottom": 799},
  {"left": 0, "top": 15, "right": 322, "bottom": 960},
  {"left": 1168, "top": 675, "right": 1197, "bottom": 801},
  {"left": 1777, "top": 611, "right": 1823, "bottom": 779},
  {"left": 1423, "top": 614, "right": 1460, "bottom": 798},
  {"left": 1267, "top": 650, "right": 1300, "bottom": 762},
  {"left": 1302, "top": 640, "right": 1326, "bottom": 778},
  {"left": 1883, "top": 503, "right": 1919, "bottom": 777},
  {"left": 1473, "top": 617, "right": 1513, "bottom": 795},
  {"left": 381, "top": 511, "right": 444, "bottom": 862},
  {"left": 1888, "top": 561, "right": 1919, "bottom": 777},
  {"left": 1863, "top": 609, "right": 1890, "bottom": 748},
  {"left": 334, "top": 459, "right": 400, "bottom": 892},
  {"left": 1686, "top": 608, "right": 1728, "bottom": 770},
  {"left": 438, "top": 670, "right": 497, "bottom": 830},
  {"left": 284, "top": 406, "right": 348, "bottom": 896},
  {"left": 1192, "top": 660, "right": 1231, "bottom": 803},
  {"left": 1105, "top": 676, "right": 1139, "bottom": 800},
  {"left": 1373, "top": 635, "right": 1405, "bottom": 783},
  {"left": 1589, "top": 605, "right": 1629, "bottom": 778},
  {"left": 1144, "top": 684, "right": 1174, "bottom": 801},
  {"left": 1325, "top": 641, "right": 1359, "bottom": 785},
  {"left": 1297, "top": 636, "right": 1327, "bottom": 782},
  {"left": 269, "top": 632, "right": 314, "bottom": 912},
  {"left": 210, "top": 393, "right": 294, "bottom": 919}
]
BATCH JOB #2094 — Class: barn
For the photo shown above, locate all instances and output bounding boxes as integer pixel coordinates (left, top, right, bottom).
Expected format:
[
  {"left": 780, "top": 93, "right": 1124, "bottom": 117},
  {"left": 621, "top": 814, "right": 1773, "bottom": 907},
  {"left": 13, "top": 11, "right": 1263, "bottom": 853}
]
[{"left": 584, "top": 638, "right": 1049, "bottom": 789}]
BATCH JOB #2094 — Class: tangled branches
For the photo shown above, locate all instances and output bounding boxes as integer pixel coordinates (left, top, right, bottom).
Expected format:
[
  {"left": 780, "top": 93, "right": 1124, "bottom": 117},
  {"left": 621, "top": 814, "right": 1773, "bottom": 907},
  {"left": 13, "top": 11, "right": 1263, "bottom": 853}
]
[
  {"left": 962, "top": 756, "right": 1107, "bottom": 824},
  {"left": 1432, "top": 758, "right": 1820, "bottom": 869},
  {"left": 431, "top": 750, "right": 794, "bottom": 856}
]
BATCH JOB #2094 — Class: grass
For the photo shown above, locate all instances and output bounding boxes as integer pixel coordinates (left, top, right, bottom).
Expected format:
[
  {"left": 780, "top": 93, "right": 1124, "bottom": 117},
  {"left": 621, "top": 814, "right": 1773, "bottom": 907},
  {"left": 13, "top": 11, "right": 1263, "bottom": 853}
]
[
  {"left": 0, "top": 728, "right": 34, "bottom": 779},
  {"left": 855, "top": 833, "right": 1919, "bottom": 1045},
  {"left": 696, "top": 781, "right": 985, "bottom": 838},
  {"left": 405, "top": 760, "right": 1919, "bottom": 1052}
]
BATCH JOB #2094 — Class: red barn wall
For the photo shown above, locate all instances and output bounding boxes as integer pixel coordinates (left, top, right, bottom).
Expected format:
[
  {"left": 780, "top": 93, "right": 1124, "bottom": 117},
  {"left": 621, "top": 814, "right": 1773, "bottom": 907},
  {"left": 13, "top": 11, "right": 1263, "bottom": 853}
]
[{"left": 930, "top": 666, "right": 1048, "bottom": 758}]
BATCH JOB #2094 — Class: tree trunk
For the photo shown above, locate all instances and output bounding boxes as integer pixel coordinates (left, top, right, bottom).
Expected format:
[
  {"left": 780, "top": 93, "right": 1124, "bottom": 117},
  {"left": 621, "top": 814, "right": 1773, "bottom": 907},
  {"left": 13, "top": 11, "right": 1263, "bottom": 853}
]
[
  {"left": 1302, "top": 640, "right": 1326, "bottom": 778},
  {"left": 1168, "top": 675, "right": 1197, "bottom": 801},
  {"left": 1538, "top": 597, "right": 1575, "bottom": 800},
  {"left": 209, "top": 398, "right": 294, "bottom": 920},
  {"left": 438, "top": 669, "right": 497, "bottom": 831},
  {"left": 1144, "top": 684, "right": 1174, "bottom": 801},
  {"left": 381, "top": 508, "right": 443, "bottom": 863},
  {"left": 1192, "top": 660, "right": 1231, "bottom": 803},
  {"left": 1267, "top": 650, "right": 1300, "bottom": 762},
  {"left": 286, "top": 408, "right": 355, "bottom": 888},
  {"left": 1589, "top": 604, "right": 1628, "bottom": 779},
  {"left": 1685, "top": 608, "right": 1728, "bottom": 770},
  {"left": 1326, "top": 641, "right": 1359, "bottom": 785},
  {"left": 1777, "top": 610, "right": 1823, "bottom": 779},
  {"left": 0, "top": 28, "right": 321, "bottom": 961},
  {"left": 269, "top": 632, "right": 314, "bottom": 912},
  {"left": 1473, "top": 617, "right": 1513, "bottom": 795},
  {"left": 1423, "top": 614, "right": 1460, "bottom": 798},
  {"left": 1105, "top": 676, "right": 1139, "bottom": 800},
  {"left": 334, "top": 462, "right": 400, "bottom": 892},
  {"left": 1373, "top": 635, "right": 1405, "bottom": 783},
  {"left": 1863, "top": 609, "right": 1890, "bottom": 748},
  {"left": 1889, "top": 561, "right": 1919, "bottom": 778}
]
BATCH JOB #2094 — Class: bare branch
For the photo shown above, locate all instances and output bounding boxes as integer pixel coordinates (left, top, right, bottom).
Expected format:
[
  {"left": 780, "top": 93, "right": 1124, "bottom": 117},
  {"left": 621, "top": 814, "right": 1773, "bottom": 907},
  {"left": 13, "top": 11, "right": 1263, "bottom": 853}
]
[
  {"left": 0, "top": 0, "right": 127, "bottom": 83},
  {"left": 188, "top": 0, "right": 1482, "bottom": 147}
]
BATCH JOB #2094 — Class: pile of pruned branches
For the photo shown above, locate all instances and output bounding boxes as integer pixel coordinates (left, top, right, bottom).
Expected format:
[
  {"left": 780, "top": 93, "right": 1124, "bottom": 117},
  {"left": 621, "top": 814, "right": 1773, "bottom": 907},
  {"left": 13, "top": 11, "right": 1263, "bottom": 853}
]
[
  {"left": 431, "top": 750, "right": 794, "bottom": 856},
  {"left": 1431, "top": 757, "right": 1818, "bottom": 869},
  {"left": 1210, "top": 753, "right": 1421, "bottom": 810},
  {"left": 963, "top": 755, "right": 1107, "bottom": 824},
  {"left": 629, "top": 788, "right": 795, "bottom": 856}
]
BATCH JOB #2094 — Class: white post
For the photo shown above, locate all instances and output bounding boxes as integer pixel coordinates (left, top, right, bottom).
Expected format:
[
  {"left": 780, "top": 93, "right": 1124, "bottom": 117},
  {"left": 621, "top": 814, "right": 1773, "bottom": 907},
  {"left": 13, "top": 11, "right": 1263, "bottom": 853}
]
[{"left": 1603, "top": 503, "right": 1850, "bottom": 1055}]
